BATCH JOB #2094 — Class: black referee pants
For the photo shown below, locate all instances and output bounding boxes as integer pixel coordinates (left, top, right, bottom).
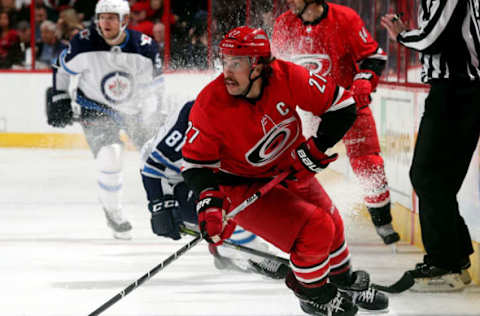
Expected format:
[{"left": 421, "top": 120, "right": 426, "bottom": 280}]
[{"left": 410, "top": 80, "right": 480, "bottom": 271}]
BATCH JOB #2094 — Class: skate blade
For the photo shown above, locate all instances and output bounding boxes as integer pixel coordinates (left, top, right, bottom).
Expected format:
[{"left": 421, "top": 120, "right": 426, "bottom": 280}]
[
  {"left": 113, "top": 231, "right": 132, "bottom": 240},
  {"left": 410, "top": 274, "right": 465, "bottom": 292},
  {"left": 358, "top": 308, "right": 389, "bottom": 314},
  {"left": 460, "top": 269, "right": 472, "bottom": 285}
]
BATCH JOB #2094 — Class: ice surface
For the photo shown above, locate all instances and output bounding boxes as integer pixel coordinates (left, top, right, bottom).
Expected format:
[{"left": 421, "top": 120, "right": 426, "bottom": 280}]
[{"left": 1, "top": 148, "right": 479, "bottom": 316}]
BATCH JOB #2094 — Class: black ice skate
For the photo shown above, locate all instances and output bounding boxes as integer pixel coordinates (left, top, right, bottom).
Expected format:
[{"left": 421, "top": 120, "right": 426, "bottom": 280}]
[
  {"left": 368, "top": 203, "right": 400, "bottom": 245},
  {"left": 103, "top": 208, "right": 132, "bottom": 240},
  {"left": 409, "top": 263, "right": 466, "bottom": 292},
  {"left": 335, "top": 270, "right": 389, "bottom": 312},
  {"left": 375, "top": 223, "right": 400, "bottom": 245},
  {"left": 286, "top": 271, "right": 358, "bottom": 316},
  {"left": 248, "top": 258, "right": 290, "bottom": 279},
  {"left": 208, "top": 244, "right": 250, "bottom": 273}
]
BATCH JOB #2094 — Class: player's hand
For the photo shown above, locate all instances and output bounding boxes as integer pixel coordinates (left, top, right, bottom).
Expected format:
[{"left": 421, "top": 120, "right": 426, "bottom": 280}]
[
  {"left": 350, "top": 77, "right": 373, "bottom": 109},
  {"left": 148, "top": 195, "right": 183, "bottom": 240},
  {"left": 46, "top": 87, "right": 73, "bottom": 127},
  {"left": 292, "top": 138, "right": 338, "bottom": 181},
  {"left": 196, "top": 189, "right": 236, "bottom": 245}
]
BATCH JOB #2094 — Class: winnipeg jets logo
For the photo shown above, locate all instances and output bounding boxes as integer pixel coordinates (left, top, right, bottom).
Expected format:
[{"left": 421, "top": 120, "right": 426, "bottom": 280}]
[
  {"left": 245, "top": 116, "right": 300, "bottom": 166},
  {"left": 292, "top": 54, "right": 332, "bottom": 76},
  {"left": 101, "top": 71, "right": 133, "bottom": 103},
  {"left": 140, "top": 34, "right": 152, "bottom": 46}
]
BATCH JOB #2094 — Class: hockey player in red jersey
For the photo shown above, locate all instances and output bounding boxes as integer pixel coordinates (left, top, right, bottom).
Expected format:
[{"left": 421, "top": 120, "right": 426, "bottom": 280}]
[
  {"left": 181, "top": 26, "right": 388, "bottom": 316},
  {"left": 271, "top": 0, "right": 400, "bottom": 245}
]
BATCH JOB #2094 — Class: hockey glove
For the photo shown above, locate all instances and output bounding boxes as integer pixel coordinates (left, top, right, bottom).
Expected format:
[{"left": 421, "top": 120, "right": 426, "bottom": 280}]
[
  {"left": 46, "top": 87, "right": 73, "bottom": 127},
  {"left": 196, "top": 189, "right": 236, "bottom": 246},
  {"left": 148, "top": 195, "right": 183, "bottom": 240},
  {"left": 350, "top": 71, "right": 375, "bottom": 109},
  {"left": 292, "top": 138, "right": 338, "bottom": 181}
]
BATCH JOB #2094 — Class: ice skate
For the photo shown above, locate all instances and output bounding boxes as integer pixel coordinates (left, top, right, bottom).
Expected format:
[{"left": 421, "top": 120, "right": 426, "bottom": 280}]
[
  {"left": 103, "top": 208, "right": 132, "bottom": 240},
  {"left": 286, "top": 271, "right": 358, "bottom": 316},
  {"left": 409, "top": 263, "right": 466, "bottom": 292},
  {"left": 248, "top": 258, "right": 290, "bottom": 279},
  {"left": 335, "top": 271, "right": 389, "bottom": 312},
  {"left": 375, "top": 223, "right": 400, "bottom": 245}
]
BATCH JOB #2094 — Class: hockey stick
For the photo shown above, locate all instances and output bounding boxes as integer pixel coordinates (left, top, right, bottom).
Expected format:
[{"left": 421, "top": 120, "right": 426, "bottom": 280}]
[
  {"left": 88, "top": 170, "right": 290, "bottom": 316},
  {"left": 180, "top": 226, "right": 290, "bottom": 266},
  {"left": 371, "top": 271, "right": 414, "bottom": 293}
]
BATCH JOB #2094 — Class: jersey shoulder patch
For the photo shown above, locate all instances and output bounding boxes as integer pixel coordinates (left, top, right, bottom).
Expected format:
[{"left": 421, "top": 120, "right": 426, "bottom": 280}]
[{"left": 64, "top": 27, "right": 107, "bottom": 62}]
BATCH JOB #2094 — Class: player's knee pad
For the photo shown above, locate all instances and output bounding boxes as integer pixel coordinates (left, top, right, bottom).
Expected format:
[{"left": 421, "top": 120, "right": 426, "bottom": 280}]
[
  {"left": 291, "top": 209, "right": 334, "bottom": 265},
  {"left": 96, "top": 143, "right": 124, "bottom": 210},
  {"left": 289, "top": 209, "right": 335, "bottom": 285}
]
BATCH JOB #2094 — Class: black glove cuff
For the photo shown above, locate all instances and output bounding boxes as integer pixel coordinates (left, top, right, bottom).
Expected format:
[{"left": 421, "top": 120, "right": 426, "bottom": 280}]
[{"left": 196, "top": 196, "right": 223, "bottom": 215}]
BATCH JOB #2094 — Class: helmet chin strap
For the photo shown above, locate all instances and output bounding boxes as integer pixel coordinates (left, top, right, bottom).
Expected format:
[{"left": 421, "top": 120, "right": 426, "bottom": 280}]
[{"left": 240, "top": 68, "right": 262, "bottom": 98}]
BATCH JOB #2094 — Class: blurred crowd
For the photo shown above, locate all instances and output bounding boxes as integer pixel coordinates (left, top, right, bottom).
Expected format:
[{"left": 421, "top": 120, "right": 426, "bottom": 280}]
[{"left": 0, "top": 0, "right": 417, "bottom": 78}]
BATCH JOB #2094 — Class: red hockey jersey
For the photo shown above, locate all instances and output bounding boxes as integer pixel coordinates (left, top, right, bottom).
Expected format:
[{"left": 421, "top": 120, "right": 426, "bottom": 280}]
[
  {"left": 182, "top": 59, "right": 354, "bottom": 178},
  {"left": 272, "top": 3, "right": 383, "bottom": 88}
]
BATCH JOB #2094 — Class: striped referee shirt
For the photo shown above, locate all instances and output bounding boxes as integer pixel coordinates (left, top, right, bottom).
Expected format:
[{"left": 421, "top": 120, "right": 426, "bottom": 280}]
[{"left": 398, "top": 0, "right": 480, "bottom": 82}]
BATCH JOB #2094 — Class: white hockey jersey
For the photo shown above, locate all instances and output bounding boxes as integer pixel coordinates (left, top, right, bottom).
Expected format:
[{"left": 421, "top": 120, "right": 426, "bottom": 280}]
[
  {"left": 54, "top": 26, "right": 163, "bottom": 116},
  {"left": 140, "top": 101, "right": 194, "bottom": 196}
]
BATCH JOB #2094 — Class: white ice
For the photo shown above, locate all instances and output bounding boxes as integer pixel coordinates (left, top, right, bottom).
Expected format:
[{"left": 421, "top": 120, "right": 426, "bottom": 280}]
[{"left": 1, "top": 148, "right": 479, "bottom": 316}]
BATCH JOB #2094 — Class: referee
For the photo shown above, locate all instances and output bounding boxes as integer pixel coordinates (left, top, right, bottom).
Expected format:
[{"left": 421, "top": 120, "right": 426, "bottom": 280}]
[{"left": 381, "top": 0, "right": 480, "bottom": 292}]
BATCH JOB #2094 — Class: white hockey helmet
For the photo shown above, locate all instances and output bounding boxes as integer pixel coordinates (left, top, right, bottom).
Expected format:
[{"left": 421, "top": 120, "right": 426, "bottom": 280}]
[{"left": 95, "top": 0, "right": 130, "bottom": 40}]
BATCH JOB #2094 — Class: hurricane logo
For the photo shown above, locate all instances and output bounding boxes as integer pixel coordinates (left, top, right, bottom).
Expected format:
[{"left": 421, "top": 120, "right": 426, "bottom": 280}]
[
  {"left": 101, "top": 71, "right": 133, "bottom": 104},
  {"left": 292, "top": 54, "right": 332, "bottom": 76},
  {"left": 246, "top": 116, "right": 300, "bottom": 166}
]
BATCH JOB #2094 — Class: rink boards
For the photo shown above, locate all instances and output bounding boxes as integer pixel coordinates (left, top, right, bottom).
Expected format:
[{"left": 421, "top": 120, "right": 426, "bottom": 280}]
[{"left": 0, "top": 71, "right": 479, "bottom": 284}]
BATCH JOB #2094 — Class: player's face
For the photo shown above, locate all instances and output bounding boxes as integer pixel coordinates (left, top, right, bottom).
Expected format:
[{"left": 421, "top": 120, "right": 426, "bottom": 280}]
[
  {"left": 98, "top": 13, "right": 121, "bottom": 40},
  {"left": 222, "top": 55, "right": 253, "bottom": 96},
  {"left": 286, "top": 0, "right": 307, "bottom": 15}
]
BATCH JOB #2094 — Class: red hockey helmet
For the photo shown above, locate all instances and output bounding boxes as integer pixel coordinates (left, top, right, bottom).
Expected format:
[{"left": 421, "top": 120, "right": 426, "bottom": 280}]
[{"left": 219, "top": 26, "right": 271, "bottom": 59}]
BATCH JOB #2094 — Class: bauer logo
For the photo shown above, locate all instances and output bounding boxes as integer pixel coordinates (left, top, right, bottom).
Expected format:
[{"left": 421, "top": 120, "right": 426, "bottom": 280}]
[
  {"left": 101, "top": 71, "right": 133, "bottom": 104},
  {"left": 197, "top": 198, "right": 211, "bottom": 212}
]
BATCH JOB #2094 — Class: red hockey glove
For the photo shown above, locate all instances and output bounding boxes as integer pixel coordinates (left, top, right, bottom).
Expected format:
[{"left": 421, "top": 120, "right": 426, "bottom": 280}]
[
  {"left": 196, "top": 189, "right": 236, "bottom": 245},
  {"left": 292, "top": 138, "right": 338, "bottom": 182},
  {"left": 351, "top": 71, "right": 375, "bottom": 109}
]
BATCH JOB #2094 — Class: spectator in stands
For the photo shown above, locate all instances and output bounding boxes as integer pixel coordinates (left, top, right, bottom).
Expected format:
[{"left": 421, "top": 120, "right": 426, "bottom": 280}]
[
  {"left": 0, "top": 9, "right": 20, "bottom": 68},
  {"left": 73, "top": 0, "right": 96, "bottom": 26},
  {"left": 152, "top": 21, "right": 164, "bottom": 54},
  {"left": 130, "top": 1, "right": 153, "bottom": 36},
  {"left": 12, "top": 20, "right": 30, "bottom": 68},
  {"left": 37, "top": 19, "right": 66, "bottom": 68},
  {"left": 184, "top": 10, "right": 208, "bottom": 69},
  {"left": 56, "top": 7, "right": 84, "bottom": 43},
  {"left": 35, "top": 5, "right": 48, "bottom": 41},
  {"left": 147, "top": 0, "right": 163, "bottom": 22}
]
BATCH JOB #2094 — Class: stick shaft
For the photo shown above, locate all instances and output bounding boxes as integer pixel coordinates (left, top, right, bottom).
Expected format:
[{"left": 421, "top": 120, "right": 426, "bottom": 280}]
[
  {"left": 88, "top": 171, "right": 290, "bottom": 316},
  {"left": 228, "top": 171, "right": 290, "bottom": 218},
  {"left": 88, "top": 234, "right": 202, "bottom": 316},
  {"left": 181, "top": 226, "right": 289, "bottom": 265}
]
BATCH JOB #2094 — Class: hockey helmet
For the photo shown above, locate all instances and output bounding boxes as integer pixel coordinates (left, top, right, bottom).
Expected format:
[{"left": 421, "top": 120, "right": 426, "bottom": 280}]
[
  {"left": 95, "top": 0, "right": 130, "bottom": 40},
  {"left": 219, "top": 26, "right": 271, "bottom": 62}
]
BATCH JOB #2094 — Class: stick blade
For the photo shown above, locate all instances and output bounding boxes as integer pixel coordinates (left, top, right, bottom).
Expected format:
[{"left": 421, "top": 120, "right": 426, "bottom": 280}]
[{"left": 372, "top": 272, "right": 414, "bottom": 293}]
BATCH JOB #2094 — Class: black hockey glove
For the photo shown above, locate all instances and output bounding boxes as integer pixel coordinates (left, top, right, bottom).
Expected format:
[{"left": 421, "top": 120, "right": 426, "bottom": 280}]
[
  {"left": 46, "top": 87, "right": 73, "bottom": 127},
  {"left": 148, "top": 195, "right": 183, "bottom": 240}
]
